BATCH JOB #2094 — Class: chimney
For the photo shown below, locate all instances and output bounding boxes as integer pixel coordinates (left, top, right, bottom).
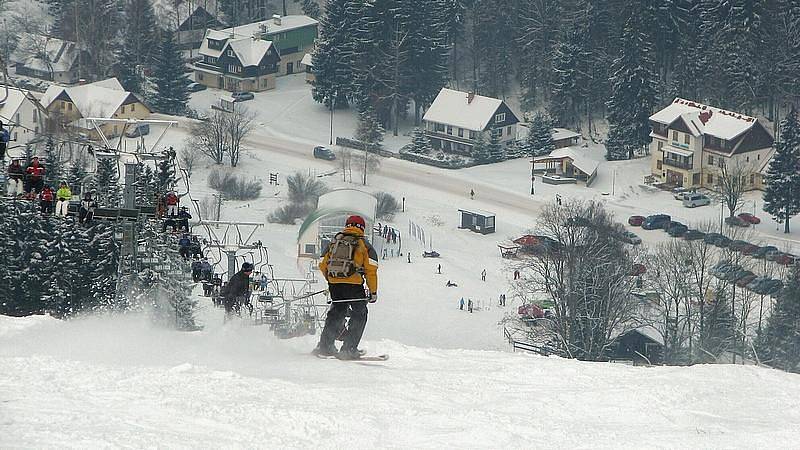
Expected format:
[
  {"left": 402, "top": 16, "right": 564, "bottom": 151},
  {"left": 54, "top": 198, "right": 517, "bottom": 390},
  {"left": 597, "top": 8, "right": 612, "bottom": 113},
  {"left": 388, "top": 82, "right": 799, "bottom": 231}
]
[
  {"left": 272, "top": 14, "right": 281, "bottom": 25},
  {"left": 699, "top": 110, "right": 713, "bottom": 125},
  {"left": 467, "top": 92, "right": 475, "bottom": 104}
]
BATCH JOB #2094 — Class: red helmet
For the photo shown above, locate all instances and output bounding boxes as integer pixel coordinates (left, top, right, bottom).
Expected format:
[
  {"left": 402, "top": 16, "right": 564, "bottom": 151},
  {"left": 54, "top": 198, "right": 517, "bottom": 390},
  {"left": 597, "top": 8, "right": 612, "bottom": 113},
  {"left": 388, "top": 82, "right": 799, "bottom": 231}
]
[{"left": 345, "top": 215, "right": 365, "bottom": 231}]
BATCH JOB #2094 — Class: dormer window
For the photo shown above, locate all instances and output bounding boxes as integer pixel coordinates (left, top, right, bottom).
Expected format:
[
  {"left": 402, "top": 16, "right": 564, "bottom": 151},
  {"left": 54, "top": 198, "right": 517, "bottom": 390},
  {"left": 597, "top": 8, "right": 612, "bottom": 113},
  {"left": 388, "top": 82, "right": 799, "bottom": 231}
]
[
  {"left": 227, "top": 49, "right": 235, "bottom": 57},
  {"left": 495, "top": 113, "right": 505, "bottom": 123}
]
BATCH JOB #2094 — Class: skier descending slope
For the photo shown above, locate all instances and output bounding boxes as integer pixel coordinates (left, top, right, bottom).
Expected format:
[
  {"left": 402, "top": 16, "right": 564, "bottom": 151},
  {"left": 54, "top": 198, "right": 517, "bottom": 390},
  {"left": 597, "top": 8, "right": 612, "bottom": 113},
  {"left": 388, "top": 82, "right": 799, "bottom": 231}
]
[{"left": 313, "top": 215, "right": 380, "bottom": 360}]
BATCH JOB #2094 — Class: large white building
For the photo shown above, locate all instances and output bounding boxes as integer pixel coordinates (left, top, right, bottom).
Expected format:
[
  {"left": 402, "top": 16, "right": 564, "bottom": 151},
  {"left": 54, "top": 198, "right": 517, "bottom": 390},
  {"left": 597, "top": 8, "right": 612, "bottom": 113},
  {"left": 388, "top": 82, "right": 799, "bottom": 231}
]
[
  {"left": 649, "top": 98, "right": 774, "bottom": 190},
  {"left": 0, "top": 86, "right": 47, "bottom": 149}
]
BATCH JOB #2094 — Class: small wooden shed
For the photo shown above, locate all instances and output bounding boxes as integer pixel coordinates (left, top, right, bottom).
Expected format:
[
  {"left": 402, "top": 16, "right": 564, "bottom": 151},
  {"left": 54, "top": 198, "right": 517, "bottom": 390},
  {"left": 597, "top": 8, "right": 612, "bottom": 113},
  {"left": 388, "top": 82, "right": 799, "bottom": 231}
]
[{"left": 458, "top": 208, "right": 496, "bottom": 234}]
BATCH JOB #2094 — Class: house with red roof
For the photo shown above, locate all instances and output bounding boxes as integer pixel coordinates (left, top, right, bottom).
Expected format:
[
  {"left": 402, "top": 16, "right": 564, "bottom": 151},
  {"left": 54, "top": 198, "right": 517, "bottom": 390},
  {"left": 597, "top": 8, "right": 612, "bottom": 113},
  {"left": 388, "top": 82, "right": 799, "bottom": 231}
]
[{"left": 649, "top": 98, "right": 774, "bottom": 190}]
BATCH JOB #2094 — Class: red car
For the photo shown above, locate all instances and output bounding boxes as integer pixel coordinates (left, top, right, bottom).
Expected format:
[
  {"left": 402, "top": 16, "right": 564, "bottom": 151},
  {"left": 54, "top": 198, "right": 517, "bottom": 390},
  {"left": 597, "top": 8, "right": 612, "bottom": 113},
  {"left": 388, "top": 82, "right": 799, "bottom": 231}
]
[
  {"left": 737, "top": 213, "right": 761, "bottom": 224},
  {"left": 630, "top": 263, "right": 647, "bottom": 276},
  {"left": 628, "top": 215, "right": 645, "bottom": 226},
  {"left": 775, "top": 253, "right": 797, "bottom": 266},
  {"left": 518, "top": 304, "right": 544, "bottom": 319},
  {"left": 740, "top": 244, "right": 760, "bottom": 256}
]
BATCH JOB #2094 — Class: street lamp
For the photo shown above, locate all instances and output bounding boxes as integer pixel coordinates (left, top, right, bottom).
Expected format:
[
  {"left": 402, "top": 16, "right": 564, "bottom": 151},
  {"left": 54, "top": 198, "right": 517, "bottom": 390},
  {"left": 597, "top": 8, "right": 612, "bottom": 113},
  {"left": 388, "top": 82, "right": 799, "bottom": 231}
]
[
  {"left": 328, "top": 92, "right": 336, "bottom": 146},
  {"left": 530, "top": 154, "right": 535, "bottom": 195}
]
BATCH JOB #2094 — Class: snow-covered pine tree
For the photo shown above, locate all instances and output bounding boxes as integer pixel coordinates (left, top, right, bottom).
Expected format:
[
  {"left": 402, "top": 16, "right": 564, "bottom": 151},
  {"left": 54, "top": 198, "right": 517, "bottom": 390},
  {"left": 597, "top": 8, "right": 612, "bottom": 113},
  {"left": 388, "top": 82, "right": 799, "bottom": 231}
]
[
  {"left": 755, "top": 267, "right": 800, "bottom": 373},
  {"left": 355, "top": 107, "right": 384, "bottom": 149},
  {"left": 486, "top": 125, "right": 505, "bottom": 162},
  {"left": 408, "top": 127, "right": 432, "bottom": 155},
  {"left": 116, "top": 0, "right": 159, "bottom": 93},
  {"left": 526, "top": 112, "right": 555, "bottom": 157},
  {"left": 549, "top": 26, "right": 589, "bottom": 128},
  {"left": 697, "top": 283, "right": 736, "bottom": 361},
  {"left": 472, "top": 0, "right": 514, "bottom": 97},
  {"left": 763, "top": 106, "right": 800, "bottom": 234},
  {"left": 95, "top": 157, "right": 122, "bottom": 207},
  {"left": 517, "top": 0, "right": 562, "bottom": 111},
  {"left": 403, "top": 0, "right": 449, "bottom": 124},
  {"left": 85, "top": 222, "right": 120, "bottom": 310},
  {"left": 604, "top": 124, "right": 629, "bottom": 161},
  {"left": 605, "top": 12, "right": 658, "bottom": 160},
  {"left": 301, "top": 0, "right": 321, "bottom": 18},
  {"left": 438, "top": 0, "right": 467, "bottom": 86},
  {"left": 311, "top": 0, "right": 357, "bottom": 108},
  {"left": 134, "top": 162, "right": 159, "bottom": 206},
  {"left": 66, "top": 157, "right": 88, "bottom": 197},
  {"left": 42, "top": 138, "right": 63, "bottom": 187},
  {"left": 157, "top": 156, "right": 176, "bottom": 193},
  {"left": 149, "top": 28, "right": 191, "bottom": 115},
  {"left": 471, "top": 132, "right": 490, "bottom": 164}
]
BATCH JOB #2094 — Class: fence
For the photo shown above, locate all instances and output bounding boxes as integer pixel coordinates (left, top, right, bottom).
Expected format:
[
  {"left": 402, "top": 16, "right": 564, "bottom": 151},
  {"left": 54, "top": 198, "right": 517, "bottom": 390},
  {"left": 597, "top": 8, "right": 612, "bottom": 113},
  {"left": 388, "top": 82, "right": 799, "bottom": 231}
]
[
  {"left": 335, "top": 137, "right": 394, "bottom": 157},
  {"left": 503, "top": 326, "right": 560, "bottom": 357}
]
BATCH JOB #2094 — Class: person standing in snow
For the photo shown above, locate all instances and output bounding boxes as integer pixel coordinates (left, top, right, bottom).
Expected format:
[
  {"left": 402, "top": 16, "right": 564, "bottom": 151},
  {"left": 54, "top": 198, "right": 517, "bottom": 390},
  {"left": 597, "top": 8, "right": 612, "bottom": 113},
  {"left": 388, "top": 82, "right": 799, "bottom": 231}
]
[
  {"left": 470, "top": 189, "right": 475, "bottom": 200},
  {"left": 437, "top": 263, "right": 441, "bottom": 274},
  {"left": 481, "top": 268, "right": 487, "bottom": 281},
  {"left": 313, "top": 215, "right": 378, "bottom": 360},
  {"left": 221, "top": 262, "right": 253, "bottom": 319},
  {"left": 468, "top": 298, "right": 473, "bottom": 313},
  {"left": 55, "top": 182, "right": 72, "bottom": 217},
  {"left": 460, "top": 297, "right": 464, "bottom": 310}
]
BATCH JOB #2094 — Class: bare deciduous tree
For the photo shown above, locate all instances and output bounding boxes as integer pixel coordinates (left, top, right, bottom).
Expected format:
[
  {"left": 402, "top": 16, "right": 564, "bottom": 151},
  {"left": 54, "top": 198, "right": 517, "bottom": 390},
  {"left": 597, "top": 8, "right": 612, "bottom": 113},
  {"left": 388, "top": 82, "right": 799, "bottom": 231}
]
[
  {"left": 179, "top": 148, "right": 197, "bottom": 178},
  {"left": 715, "top": 161, "right": 751, "bottom": 217},
  {"left": 187, "top": 112, "right": 228, "bottom": 164},
  {"left": 225, "top": 106, "right": 255, "bottom": 167},
  {"left": 516, "top": 200, "right": 641, "bottom": 360}
]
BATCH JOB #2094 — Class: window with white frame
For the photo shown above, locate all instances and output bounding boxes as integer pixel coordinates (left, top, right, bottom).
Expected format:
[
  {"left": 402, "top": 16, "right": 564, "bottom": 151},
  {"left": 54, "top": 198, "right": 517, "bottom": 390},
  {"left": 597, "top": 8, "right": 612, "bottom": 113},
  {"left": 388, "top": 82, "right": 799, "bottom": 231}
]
[
  {"left": 228, "top": 64, "right": 242, "bottom": 73},
  {"left": 495, "top": 113, "right": 505, "bottom": 123}
]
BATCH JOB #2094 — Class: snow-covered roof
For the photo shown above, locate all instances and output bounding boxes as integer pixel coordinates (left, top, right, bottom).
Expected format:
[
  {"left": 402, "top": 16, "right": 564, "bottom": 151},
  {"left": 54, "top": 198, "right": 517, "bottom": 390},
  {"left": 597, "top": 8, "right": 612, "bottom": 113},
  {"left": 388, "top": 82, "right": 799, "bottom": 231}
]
[
  {"left": 458, "top": 207, "right": 496, "bottom": 217},
  {"left": 206, "top": 15, "right": 318, "bottom": 42},
  {"left": 541, "top": 147, "right": 599, "bottom": 178},
  {"left": 423, "top": 88, "right": 509, "bottom": 131},
  {"left": 152, "top": 0, "right": 221, "bottom": 29},
  {"left": 10, "top": 34, "right": 78, "bottom": 74},
  {"left": 225, "top": 38, "right": 273, "bottom": 67},
  {"left": 613, "top": 326, "right": 664, "bottom": 346},
  {"left": 0, "top": 86, "right": 32, "bottom": 122},
  {"left": 39, "top": 78, "right": 135, "bottom": 119},
  {"left": 300, "top": 53, "right": 313, "bottom": 67},
  {"left": 552, "top": 128, "right": 580, "bottom": 141},
  {"left": 663, "top": 146, "right": 694, "bottom": 158},
  {"left": 650, "top": 98, "right": 758, "bottom": 141}
]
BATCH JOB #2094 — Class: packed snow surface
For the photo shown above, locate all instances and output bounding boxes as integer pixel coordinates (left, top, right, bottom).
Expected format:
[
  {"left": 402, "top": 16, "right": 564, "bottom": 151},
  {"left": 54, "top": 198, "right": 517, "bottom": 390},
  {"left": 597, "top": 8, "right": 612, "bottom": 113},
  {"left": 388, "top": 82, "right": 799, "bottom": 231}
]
[{"left": 2, "top": 313, "right": 800, "bottom": 449}]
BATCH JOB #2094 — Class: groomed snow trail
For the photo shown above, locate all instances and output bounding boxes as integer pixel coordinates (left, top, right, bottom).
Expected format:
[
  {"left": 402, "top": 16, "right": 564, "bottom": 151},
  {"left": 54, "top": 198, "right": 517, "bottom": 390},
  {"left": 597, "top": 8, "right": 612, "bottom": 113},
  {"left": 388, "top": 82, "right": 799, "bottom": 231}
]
[{"left": 2, "top": 314, "right": 800, "bottom": 449}]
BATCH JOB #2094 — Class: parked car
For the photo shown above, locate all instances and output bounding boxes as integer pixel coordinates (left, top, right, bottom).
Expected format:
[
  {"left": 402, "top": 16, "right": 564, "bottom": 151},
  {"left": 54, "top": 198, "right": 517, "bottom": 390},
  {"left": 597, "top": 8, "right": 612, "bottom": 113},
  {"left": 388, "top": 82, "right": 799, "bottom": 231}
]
[
  {"left": 682, "top": 193, "right": 711, "bottom": 208},
  {"left": 740, "top": 243, "right": 760, "bottom": 256},
  {"left": 683, "top": 229, "right": 705, "bottom": 240},
  {"left": 753, "top": 245, "right": 779, "bottom": 259},
  {"left": 724, "top": 216, "right": 750, "bottom": 227},
  {"left": 125, "top": 123, "right": 150, "bottom": 138},
  {"left": 642, "top": 214, "right": 671, "bottom": 230},
  {"left": 726, "top": 268, "right": 753, "bottom": 282},
  {"left": 729, "top": 240, "right": 750, "bottom": 252},
  {"left": 628, "top": 215, "right": 645, "bottom": 227},
  {"left": 188, "top": 82, "right": 207, "bottom": 92},
  {"left": 704, "top": 233, "right": 731, "bottom": 247},
  {"left": 775, "top": 253, "right": 797, "bottom": 266},
  {"left": 672, "top": 187, "right": 689, "bottom": 200},
  {"left": 313, "top": 145, "right": 337, "bottom": 160},
  {"left": 747, "top": 277, "right": 784, "bottom": 295},
  {"left": 619, "top": 230, "right": 642, "bottom": 245},
  {"left": 667, "top": 222, "right": 688, "bottom": 237},
  {"left": 735, "top": 271, "right": 758, "bottom": 288},
  {"left": 711, "top": 261, "right": 740, "bottom": 279},
  {"left": 232, "top": 91, "right": 254, "bottom": 102},
  {"left": 737, "top": 212, "right": 761, "bottom": 224}
]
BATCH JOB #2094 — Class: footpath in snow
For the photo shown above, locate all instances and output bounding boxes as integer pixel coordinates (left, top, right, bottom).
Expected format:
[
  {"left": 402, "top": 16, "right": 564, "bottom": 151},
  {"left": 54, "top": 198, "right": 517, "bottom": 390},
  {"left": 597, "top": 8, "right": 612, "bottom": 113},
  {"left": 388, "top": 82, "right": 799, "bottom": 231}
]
[{"left": 2, "top": 312, "right": 800, "bottom": 449}]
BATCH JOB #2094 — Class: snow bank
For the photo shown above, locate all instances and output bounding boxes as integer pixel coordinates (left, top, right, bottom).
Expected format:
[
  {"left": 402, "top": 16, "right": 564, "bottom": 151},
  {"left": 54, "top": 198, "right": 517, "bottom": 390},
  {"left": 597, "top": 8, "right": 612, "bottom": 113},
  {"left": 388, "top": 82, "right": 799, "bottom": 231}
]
[{"left": 2, "top": 313, "right": 800, "bottom": 449}]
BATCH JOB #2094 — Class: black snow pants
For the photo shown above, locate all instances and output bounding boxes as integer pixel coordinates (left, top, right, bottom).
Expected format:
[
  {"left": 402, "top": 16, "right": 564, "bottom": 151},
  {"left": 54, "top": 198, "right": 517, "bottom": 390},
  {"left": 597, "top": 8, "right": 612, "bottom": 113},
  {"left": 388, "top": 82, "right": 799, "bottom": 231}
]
[{"left": 319, "top": 283, "right": 368, "bottom": 352}]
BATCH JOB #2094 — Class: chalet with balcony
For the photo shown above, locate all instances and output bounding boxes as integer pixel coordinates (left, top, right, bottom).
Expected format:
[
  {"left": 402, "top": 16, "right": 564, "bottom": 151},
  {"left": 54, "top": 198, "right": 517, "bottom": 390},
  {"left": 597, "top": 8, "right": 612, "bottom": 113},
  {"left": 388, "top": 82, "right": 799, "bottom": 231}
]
[
  {"left": 422, "top": 88, "right": 519, "bottom": 155},
  {"left": 10, "top": 34, "right": 80, "bottom": 84},
  {"left": 38, "top": 78, "right": 151, "bottom": 139},
  {"left": 649, "top": 98, "right": 774, "bottom": 190},
  {"left": 195, "top": 14, "right": 318, "bottom": 91}
]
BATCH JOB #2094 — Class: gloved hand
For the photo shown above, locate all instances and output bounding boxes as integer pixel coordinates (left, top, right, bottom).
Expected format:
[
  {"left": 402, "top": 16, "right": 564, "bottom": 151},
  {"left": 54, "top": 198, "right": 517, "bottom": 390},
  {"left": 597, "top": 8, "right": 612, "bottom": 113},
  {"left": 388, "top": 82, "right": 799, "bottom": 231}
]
[{"left": 368, "top": 292, "right": 377, "bottom": 303}]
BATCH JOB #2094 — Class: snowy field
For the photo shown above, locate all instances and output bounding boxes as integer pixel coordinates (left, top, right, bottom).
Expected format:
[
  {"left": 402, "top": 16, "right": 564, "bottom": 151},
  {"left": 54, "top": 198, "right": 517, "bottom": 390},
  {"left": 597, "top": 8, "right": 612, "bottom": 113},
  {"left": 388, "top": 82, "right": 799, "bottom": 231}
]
[
  {"left": 3, "top": 76, "right": 800, "bottom": 448},
  {"left": 3, "top": 313, "right": 800, "bottom": 449}
]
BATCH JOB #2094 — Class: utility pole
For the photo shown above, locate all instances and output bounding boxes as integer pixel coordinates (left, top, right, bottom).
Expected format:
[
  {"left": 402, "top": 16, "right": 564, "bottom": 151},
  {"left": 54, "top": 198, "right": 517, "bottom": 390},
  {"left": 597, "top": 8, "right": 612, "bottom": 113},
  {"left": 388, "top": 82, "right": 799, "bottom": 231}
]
[{"left": 212, "top": 193, "right": 224, "bottom": 223}]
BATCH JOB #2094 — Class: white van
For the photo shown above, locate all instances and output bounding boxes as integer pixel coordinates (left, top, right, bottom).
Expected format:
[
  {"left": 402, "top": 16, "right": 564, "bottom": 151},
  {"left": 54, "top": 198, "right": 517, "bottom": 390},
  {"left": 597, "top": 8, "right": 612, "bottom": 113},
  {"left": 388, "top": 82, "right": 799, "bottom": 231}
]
[{"left": 682, "top": 193, "right": 711, "bottom": 208}]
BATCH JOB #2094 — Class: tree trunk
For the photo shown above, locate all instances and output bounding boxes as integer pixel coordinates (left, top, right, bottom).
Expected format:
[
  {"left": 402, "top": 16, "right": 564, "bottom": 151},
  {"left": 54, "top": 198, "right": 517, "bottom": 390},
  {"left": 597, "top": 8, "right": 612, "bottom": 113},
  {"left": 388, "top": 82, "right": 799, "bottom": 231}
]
[{"left": 785, "top": 210, "right": 791, "bottom": 234}]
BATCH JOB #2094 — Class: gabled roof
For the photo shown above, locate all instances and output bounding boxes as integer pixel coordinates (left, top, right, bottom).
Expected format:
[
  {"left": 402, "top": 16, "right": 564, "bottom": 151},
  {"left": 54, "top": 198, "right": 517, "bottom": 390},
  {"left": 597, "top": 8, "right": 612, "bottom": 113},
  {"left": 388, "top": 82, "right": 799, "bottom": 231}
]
[
  {"left": 536, "top": 147, "right": 599, "bottom": 178},
  {"left": 10, "top": 34, "right": 78, "bottom": 73},
  {"left": 301, "top": 53, "right": 313, "bottom": 67},
  {"left": 650, "top": 98, "right": 759, "bottom": 141},
  {"left": 152, "top": 0, "right": 222, "bottom": 30},
  {"left": 205, "top": 15, "right": 318, "bottom": 42},
  {"left": 225, "top": 37, "right": 273, "bottom": 67},
  {"left": 423, "top": 88, "right": 515, "bottom": 131},
  {"left": 552, "top": 128, "right": 580, "bottom": 141},
  {"left": 0, "top": 86, "right": 34, "bottom": 122},
  {"left": 39, "top": 78, "right": 139, "bottom": 119}
]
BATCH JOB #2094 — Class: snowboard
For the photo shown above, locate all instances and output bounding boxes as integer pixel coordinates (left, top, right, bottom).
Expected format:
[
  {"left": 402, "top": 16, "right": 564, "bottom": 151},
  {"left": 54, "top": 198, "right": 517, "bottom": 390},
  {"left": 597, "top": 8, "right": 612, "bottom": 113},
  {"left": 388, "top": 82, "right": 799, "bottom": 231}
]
[{"left": 314, "top": 353, "right": 389, "bottom": 362}]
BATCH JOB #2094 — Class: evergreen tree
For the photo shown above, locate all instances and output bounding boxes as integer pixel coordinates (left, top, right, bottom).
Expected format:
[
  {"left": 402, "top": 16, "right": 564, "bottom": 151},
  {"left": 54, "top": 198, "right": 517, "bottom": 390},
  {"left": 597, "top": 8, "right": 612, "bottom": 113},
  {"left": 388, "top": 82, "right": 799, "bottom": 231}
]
[
  {"left": 755, "top": 268, "right": 800, "bottom": 373},
  {"left": 42, "top": 138, "right": 63, "bottom": 188},
  {"left": 404, "top": 0, "right": 450, "bottom": 124},
  {"left": 355, "top": 107, "right": 384, "bottom": 149},
  {"left": 525, "top": 112, "right": 555, "bottom": 157},
  {"left": 157, "top": 156, "right": 176, "bottom": 193},
  {"left": 135, "top": 162, "right": 159, "bottom": 206},
  {"left": 149, "top": 29, "right": 191, "bottom": 115},
  {"left": 471, "top": 132, "right": 490, "bottom": 164},
  {"left": 697, "top": 284, "right": 736, "bottom": 360},
  {"left": 95, "top": 157, "right": 122, "bottom": 207},
  {"left": 301, "top": 0, "right": 321, "bottom": 18},
  {"left": 408, "top": 127, "right": 432, "bottom": 155},
  {"left": 763, "top": 106, "right": 800, "bottom": 234},
  {"left": 605, "top": 124, "right": 629, "bottom": 161},
  {"left": 605, "top": 12, "right": 658, "bottom": 160},
  {"left": 486, "top": 125, "right": 505, "bottom": 162},
  {"left": 311, "top": 0, "right": 357, "bottom": 107},
  {"left": 549, "top": 26, "right": 589, "bottom": 127},
  {"left": 472, "top": 0, "right": 515, "bottom": 97},
  {"left": 517, "top": 0, "right": 563, "bottom": 111},
  {"left": 116, "top": 0, "right": 159, "bottom": 93},
  {"left": 66, "top": 158, "right": 89, "bottom": 197}
]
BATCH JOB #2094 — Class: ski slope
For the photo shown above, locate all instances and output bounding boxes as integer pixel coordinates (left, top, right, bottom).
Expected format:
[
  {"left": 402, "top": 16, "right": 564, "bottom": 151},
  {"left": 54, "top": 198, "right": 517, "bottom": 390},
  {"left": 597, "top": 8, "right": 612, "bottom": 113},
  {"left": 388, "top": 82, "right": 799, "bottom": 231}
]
[{"left": 2, "top": 313, "right": 800, "bottom": 449}]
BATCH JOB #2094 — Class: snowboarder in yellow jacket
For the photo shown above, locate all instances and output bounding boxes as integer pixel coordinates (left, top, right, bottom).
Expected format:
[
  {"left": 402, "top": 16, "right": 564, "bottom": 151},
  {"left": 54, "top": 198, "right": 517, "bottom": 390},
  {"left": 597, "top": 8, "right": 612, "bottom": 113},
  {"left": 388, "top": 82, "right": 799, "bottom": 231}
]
[{"left": 313, "top": 215, "right": 378, "bottom": 359}]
